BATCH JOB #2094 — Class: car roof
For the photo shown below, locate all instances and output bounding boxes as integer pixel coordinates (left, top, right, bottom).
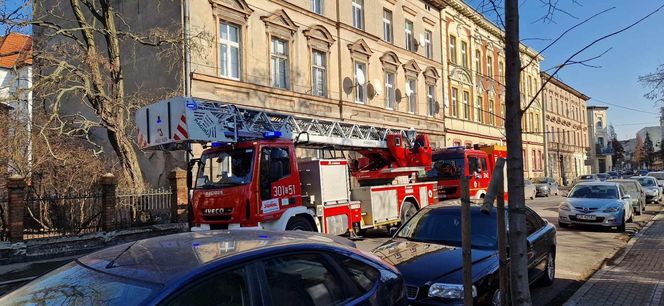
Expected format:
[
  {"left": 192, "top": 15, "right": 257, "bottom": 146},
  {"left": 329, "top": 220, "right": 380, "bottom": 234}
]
[
  {"left": 574, "top": 181, "right": 620, "bottom": 187},
  {"left": 77, "top": 230, "right": 355, "bottom": 286},
  {"left": 608, "top": 179, "right": 637, "bottom": 184},
  {"left": 631, "top": 176, "right": 655, "bottom": 179}
]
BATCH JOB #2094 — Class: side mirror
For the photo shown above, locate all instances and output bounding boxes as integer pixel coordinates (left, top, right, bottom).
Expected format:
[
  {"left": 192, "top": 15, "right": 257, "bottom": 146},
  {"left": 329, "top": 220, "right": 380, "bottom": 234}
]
[
  {"left": 389, "top": 227, "right": 399, "bottom": 237},
  {"left": 623, "top": 195, "right": 631, "bottom": 200}
]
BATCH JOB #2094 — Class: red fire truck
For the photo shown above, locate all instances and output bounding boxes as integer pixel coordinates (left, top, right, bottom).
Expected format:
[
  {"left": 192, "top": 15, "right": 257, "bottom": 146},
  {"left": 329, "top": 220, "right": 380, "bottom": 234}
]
[
  {"left": 136, "top": 97, "right": 436, "bottom": 236},
  {"left": 422, "top": 145, "right": 507, "bottom": 201}
]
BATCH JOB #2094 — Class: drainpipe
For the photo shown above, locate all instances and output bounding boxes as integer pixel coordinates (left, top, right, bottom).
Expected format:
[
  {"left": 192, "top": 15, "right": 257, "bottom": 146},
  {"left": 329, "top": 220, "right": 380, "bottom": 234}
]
[
  {"left": 183, "top": 0, "right": 191, "bottom": 97},
  {"left": 336, "top": 0, "right": 343, "bottom": 121},
  {"left": 543, "top": 92, "right": 549, "bottom": 177}
]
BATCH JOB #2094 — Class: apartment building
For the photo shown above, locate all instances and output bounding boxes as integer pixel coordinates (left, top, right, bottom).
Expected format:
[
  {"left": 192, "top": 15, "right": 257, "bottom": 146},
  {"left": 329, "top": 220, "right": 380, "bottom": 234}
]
[
  {"left": 587, "top": 106, "right": 612, "bottom": 173},
  {"left": 441, "top": 0, "right": 545, "bottom": 178},
  {"left": 190, "top": 0, "right": 448, "bottom": 147},
  {"left": 541, "top": 72, "right": 591, "bottom": 184}
]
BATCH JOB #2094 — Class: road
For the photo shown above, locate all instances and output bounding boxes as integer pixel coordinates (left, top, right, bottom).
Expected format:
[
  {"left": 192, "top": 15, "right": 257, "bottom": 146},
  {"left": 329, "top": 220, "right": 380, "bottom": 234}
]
[{"left": 355, "top": 195, "right": 662, "bottom": 306}]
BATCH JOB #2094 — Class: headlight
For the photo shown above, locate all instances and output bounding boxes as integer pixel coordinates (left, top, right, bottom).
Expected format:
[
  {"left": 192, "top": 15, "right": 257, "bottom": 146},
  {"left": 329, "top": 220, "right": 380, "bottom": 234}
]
[
  {"left": 428, "top": 283, "right": 477, "bottom": 299},
  {"left": 603, "top": 206, "right": 621, "bottom": 213},
  {"left": 559, "top": 203, "right": 571, "bottom": 211}
]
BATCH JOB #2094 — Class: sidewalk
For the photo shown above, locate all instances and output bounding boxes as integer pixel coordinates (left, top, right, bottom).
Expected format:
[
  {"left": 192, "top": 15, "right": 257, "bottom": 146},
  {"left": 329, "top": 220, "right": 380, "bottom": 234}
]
[{"left": 565, "top": 211, "right": 664, "bottom": 306}]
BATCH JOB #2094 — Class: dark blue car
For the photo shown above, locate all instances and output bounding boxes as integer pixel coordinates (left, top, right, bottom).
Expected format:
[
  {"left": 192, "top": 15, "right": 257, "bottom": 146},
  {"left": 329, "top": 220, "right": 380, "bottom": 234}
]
[
  {"left": 0, "top": 230, "right": 407, "bottom": 306},
  {"left": 373, "top": 205, "right": 556, "bottom": 305}
]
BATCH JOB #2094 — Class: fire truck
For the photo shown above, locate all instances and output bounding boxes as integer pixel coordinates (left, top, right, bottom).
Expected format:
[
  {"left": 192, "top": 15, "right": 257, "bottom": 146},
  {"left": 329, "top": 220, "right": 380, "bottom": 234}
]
[
  {"left": 422, "top": 145, "right": 507, "bottom": 201},
  {"left": 136, "top": 97, "right": 437, "bottom": 236}
]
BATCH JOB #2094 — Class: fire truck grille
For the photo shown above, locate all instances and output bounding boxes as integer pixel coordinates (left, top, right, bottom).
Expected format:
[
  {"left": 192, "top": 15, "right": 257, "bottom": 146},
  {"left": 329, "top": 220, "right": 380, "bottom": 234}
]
[{"left": 202, "top": 215, "right": 232, "bottom": 221}]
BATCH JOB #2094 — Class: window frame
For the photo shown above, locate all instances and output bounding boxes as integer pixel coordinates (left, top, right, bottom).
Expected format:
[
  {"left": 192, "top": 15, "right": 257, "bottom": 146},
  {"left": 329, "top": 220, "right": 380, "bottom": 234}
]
[
  {"left": 311, "top": 49, "right": 327, "bottom": 97},
  {"left": 383, "top": 9, "right": 393, "bottom": 43},
  {"left": 427, "top": 84, "right": 435, "bottom": 117},
  {"left": 449, "top": 35, "right": 457, "bottom": 64},
  {"left": 424, "top": 30, "right": 433, "bottom": 59},
  {"left": 462, "top": 91, "right": 470, "bottom": 120},
  {"left": 219, "top": 21, "right": 242, "bottom": 80},
  {"left": 451, "top": 87, "right": 458, "bottom": 117},
  {"left": 474, "top": 49, "right": 481, "bottom": 74},
  {"left": 352, "top": 0, "right": 364, "bottom": 30},
  {"left": 405, "top": 19, "right": 414, "bottom": 52},
  {"left": 270, "top": 37, "right": 290, "bottom": 89},
  {"left": 311, "top": 0, "right": 323, "bottom": 14},
  {"left": 487, "top": 55, "right": 493, "bottom": 79},
  {"left": 407, "top": 78, "right": 417, "bottom": 114},
  {"left": 385, "top": 71, "right": 396, "bottom": 110},
  {"left": 488, "top": 99, "right": 495, "bottom": 125},
  {"left": 354, "top": 61, "right": 368, "bottom": 104},
  {"left": 460, "top": 41, "right": 468, "bottom": 68},
  {"left": 476, "top": 95, "right": 483, "bottom": 124}
]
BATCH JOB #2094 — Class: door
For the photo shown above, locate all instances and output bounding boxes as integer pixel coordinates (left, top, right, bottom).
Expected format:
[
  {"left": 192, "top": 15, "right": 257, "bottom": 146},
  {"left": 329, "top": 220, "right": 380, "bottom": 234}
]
[
  {"left": 467, "top": 155, "right": 488, "bottom": 198},
  {"left": 161, "top": 265, "right": 258, "bottom": 306},
  {"left": 525, "top": 208, "right": 548, "bottom": 282},
  {"left": 259, "top": 147, "right": 297, "bottom": 216}
]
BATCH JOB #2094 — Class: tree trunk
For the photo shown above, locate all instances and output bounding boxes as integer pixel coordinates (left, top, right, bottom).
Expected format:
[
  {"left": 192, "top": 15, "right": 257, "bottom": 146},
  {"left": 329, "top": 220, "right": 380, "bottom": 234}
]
[
  {"left": 504, "top": 0, "right": 532, "bottom": 305},
  {"left": 107, "top": 128, "right": 144, "bottom": 189}
]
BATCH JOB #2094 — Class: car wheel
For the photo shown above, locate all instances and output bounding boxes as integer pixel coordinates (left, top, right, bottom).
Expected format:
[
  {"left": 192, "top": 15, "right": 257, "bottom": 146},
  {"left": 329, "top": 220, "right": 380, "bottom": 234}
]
[
  {"left": 400, "top": 201, "right": 418, "bottom": 224},
  {"left": 540, "top": 251, "right": 555, "bottom": 286},
  {"left": 558, "top": 222, "right": 569, "bottom": 228},
  {"left": 286, "top": 216, "right": 315, "bottom": 231},
  {"left": 545, "top": 192, "right": 549, "bottom": 197}
]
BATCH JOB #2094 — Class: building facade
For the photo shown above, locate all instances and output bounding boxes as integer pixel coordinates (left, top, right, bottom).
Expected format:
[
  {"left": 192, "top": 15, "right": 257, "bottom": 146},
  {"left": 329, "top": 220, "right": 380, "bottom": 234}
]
[
  {"left": 190, "top": 0, "right": 448, "bottom": 148},
  {"left": 441, "top": 0, "right": 545, "bottom": 179},
  {"left": 587, "top": 106, "right": 613, "bottom": 173},
  {"left": 541, "top": 72, "right": 590, "bottom": 185}
]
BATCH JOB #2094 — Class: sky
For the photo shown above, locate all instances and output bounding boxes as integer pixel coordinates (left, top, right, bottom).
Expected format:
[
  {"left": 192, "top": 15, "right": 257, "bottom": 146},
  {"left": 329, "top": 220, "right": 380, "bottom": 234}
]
[{"left": 469, "top": 0, "right": 664, "bottom": 140}]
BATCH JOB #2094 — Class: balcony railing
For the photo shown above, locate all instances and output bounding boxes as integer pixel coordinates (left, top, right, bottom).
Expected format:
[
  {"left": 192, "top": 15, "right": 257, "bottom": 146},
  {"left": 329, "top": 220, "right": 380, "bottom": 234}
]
[{"left": 595, "top": 144, "right": 613, "bottom": 155}]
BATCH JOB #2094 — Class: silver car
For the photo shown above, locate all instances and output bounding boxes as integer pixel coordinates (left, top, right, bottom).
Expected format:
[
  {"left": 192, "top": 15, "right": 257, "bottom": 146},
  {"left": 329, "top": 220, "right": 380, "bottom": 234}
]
[
  {"left": 631, "top": 176, "right": 661, "bottom": 204},
  {"left": 534, "top": 177, "right": 559, "bottom": 197},
  {"left": 647, "top": 171, "right": 664, "bottom": 189},
  {"left": 574, "top": 174, "right": 598, "bottom": 186},
  {"left": 608, "top": 179, "right": 646, "bottom": 215},
  {"left": 524, "top": 179, "right": 537, "bottom": 200},
  {"left": 558, "top": 182, "right": 633, "bottom": 232}
]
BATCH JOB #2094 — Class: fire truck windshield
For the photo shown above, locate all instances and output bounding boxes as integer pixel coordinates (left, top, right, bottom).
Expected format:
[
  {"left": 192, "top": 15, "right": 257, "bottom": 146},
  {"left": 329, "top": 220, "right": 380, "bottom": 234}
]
[
  {"left": 426, "top": 158, "right": 464, "bottom": 180},
  {"left": 196, "top": 148, "right": 255, "bottom": 189}
]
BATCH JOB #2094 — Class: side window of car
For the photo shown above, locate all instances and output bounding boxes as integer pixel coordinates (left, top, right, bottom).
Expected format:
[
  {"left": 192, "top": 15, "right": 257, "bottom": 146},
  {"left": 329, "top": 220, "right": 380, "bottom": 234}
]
[
  {"left": 335, "top": 255, "right": 380, "bottom": 293},
  {"left": 525, "top": 208, "right": 544, "bottom": 236},
  {"left": 262, "top": 253, "right": 349, "bottom": 306},
  {"left": 164, "top": 267, "right": 250, "bottom": 306}
]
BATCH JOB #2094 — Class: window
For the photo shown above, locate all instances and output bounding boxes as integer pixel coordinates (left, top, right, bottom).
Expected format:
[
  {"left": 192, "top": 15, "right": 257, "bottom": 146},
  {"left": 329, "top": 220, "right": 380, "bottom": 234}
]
[
  {"left": 407, "top": 78, "right": 417, "bottom": 113},
  {"left": 476, "top": 96, "right": 483, "bottom": 124},
  {"left": 534, "top": 113, "right": 540, "bottom": 132},
  {"left": 532, "top": 149, "right": 537, "bottom": 170},
  {"left": 383, "top": 9, "right": 393, "bottom": 43},
  {"left": 463, "top": 91, "right": 470, "bottom": 119},
  {"left": 498, "top": 61, "right": 504, "bottom": 83},
  {"left": 460, "top": 41, "right": 468, "bottom": 68},
  {"left": 166, "top": 268, "right": 249, "bottom": 306},
  {"left": 259, "top": 147, "right": 291, "bottom": 199},
  {"left": 336, "top": 256, "right": 380, "bottom": 293},
  {"left": 311, "top": 0, "right": 323, "bottom": 14},
  {"left": 528, "top": 76, "right": 532, "bottom": 96},
  {"left": 525, "top": 208, "right": 545, "bottom": 235},
  {"left": 385, "top": 72, "right": 395, "bottom": 109},
  {"left": 451, "top": 88, "right": 458, "bottom": 117},
  {"left": 264, "top": 254, "right": 348, "bottom": 306},
  {"left": 271, "top": 37, "right": 289, "bottom": 89},
  {"left": 449, "top": 35, "right": 457, "bottom": 64},
  {"left": 500, "top": 102, "right": 505, "bottom": 118},
  {"left": 424, "top": 30, "right": 433, "bottom": 59},
  {"left": 528, "top": 112, "right": 534, "bottom": 132},
  {"left": 488, "top": 100, "right": 495, "bottom": 125},
  {"left": 427, "top": 85, "right": 435, "bottom": 116},
  {"left": 487, "top": 55, "right": 493, "bottom": 78},
  {"left": 352, "top": 0, "right": 364, "bottom": 30},
  {"left": 219, "top": 22, "right": 241, "bottom": 80},
  {"left": 474, "top": 50, "right": 481, "bottom": 73},
  {"left": 355, "top": 62, "right": 367, "bottom": 103},
  {"left": 523, "top": 150, "right": 528, "bottom": 171},
  {"left": 405, "top": 20, "right": 414, "bottom": 51},
  {"left": 597, "top": 119, "right": 603, "bottom": 129},
  {"left": 311, "top": 50, "right": 327, "bottom": 97}
]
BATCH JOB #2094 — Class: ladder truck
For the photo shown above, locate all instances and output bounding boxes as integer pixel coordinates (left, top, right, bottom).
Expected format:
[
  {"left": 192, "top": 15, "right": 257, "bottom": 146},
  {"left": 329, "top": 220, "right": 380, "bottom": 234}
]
[{"left": 136, "top": 97, "right": 437, "bottom": 236}]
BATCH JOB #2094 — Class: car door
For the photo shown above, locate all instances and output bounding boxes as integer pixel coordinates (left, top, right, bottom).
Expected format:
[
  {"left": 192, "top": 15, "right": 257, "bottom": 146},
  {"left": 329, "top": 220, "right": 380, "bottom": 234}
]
[{"left": 525, "top": 208, "right": 548, "bottom": 283}]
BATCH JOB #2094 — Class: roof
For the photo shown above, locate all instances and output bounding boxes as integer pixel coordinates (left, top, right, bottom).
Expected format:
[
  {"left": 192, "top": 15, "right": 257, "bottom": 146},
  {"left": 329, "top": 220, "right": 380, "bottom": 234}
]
[
  {"left": 0, "top": 32, "right": 32, "bottom": 69},
  {"left": 541, "top": 72, "right": 590, "bottom": 101},
  {"left": 77, "top": 230, "right": 355, "bottom": 285},
  {"left": 587, "top": 106, "right": 609, "bottom": 110},
  {"left": 574, "top": 181, "right": 620, "bottom": 187}
]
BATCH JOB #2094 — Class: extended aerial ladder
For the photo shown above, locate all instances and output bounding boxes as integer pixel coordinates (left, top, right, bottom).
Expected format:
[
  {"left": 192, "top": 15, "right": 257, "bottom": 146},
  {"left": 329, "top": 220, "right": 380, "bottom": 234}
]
[{"left": 136, "top": 97, "right": 436, "bottom": 235}]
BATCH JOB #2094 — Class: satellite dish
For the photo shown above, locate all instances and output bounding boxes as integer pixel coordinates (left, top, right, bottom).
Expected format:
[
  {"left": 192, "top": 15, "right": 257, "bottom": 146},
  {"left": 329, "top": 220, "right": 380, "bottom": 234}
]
[
  {"left": 373, "top": 80, "right": 383, "bottom": 95},
  {"left": 419, "top": 33, "right": 427, "bottom": 47},
  {"left": 405, "top": 83, "right": 413, "bottom": 97},
  {"left": 356, "top": 68, "right": 366, "bottom": 85}
]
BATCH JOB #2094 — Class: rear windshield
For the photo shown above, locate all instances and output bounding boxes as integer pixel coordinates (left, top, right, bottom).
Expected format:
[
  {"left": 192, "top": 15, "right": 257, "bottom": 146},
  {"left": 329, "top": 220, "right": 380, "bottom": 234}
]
[
  {"left": 0, "top": 262, "right": 158, "bottom": 305},
  {"left": 569, "top": 185, "right": 619, "bottom": 199},
  {"left": 579, "top": 175, "right": 594, "bottom": 180}
]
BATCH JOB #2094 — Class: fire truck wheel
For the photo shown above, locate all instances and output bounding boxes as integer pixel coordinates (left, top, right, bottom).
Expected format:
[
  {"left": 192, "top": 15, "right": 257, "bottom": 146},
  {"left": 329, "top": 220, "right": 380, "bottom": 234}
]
[
  {"left": 400, "top": 201, "right": 418, "bottom": 224},
  {"left": 286, "top": 216, "right": 315, "bottom": 231}
]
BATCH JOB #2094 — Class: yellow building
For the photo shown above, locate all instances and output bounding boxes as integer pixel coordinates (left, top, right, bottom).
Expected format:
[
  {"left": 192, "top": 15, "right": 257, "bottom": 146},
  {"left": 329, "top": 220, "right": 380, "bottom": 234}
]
[
  {"left": 189, "top": 0, "right": 448, "bottom": 147},
  {"left": 441, "top": 0, "right": 545, "bottom": 178}
]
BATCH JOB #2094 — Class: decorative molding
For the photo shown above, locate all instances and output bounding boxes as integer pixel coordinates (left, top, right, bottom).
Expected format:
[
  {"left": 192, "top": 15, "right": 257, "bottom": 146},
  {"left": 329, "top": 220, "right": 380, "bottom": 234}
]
[
  {"left": 261, "top": 9, "right": 299, "bottom": 39},
  {"left": 403, "top": 59, "right": 421, "bottom": 78},
  {"left": 209, "top": 0, "right": 253, "bottom": 24},
  {"left": 402, "top": 5, "right": 418, "bottom": 17},
  {"left": 423, "top": 16, "right": 437, "bottom": 27},
  {"left": 423, "top": 66, "right": 440, "bottom": 85},
  {"left": 348, "top": 39, "right": 373, "bottom": 61},
  {"left": 380, "top": 51, "right": 401, "bottom": 72},
  {"left": 303, "top": 25, "right": 335, "bottom": 51}
]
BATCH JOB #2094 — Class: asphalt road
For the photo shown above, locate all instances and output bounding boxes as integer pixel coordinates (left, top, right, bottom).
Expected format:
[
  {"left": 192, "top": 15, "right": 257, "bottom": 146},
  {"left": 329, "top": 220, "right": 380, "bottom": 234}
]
[{"left": 355, "top": 195, "right": 663, "bottom": 306}]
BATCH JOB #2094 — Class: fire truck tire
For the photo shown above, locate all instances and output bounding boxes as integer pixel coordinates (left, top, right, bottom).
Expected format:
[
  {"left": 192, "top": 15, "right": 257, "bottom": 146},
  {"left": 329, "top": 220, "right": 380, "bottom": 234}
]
[
  {"left": 400, "top": 201, "right": 418, "bottom": 224},
  {"left": 286, "top": 216, "right": 316, "bottom": 231}
]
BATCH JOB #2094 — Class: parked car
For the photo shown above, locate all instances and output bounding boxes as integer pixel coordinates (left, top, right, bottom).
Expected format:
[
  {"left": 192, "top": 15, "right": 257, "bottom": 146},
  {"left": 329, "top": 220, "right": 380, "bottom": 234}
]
[
  {"left": 606, "top": 171, "right": 620, "bottom": 179},
  {"left": 373, "top": 205, "right": 556, "bottom": 305},
  {"left": 631, "top": 176, "right": 662, "bottom": 203},
  {"left": 595, "top": 173, "right": 609, "bottom": 181},
  {"left": 574, "top": 174, "right": 598, "bottom": 185},
  {"left": 0, "top": 230, "right": 408, "bottom": 306},
  {"left": 525, "top": 179, "right": 537, "bottom": 200},
  {"left": 621, "top": 170, "right": 635, "bottom": 178},
  {"left": 639, "top": 169, "right": 650, "bottom": 176},
  {"left": 534, "top": 177, "right": 560, "bottom": 197},
  {"left": 608, "top": 179, "right": 646, "bottom": 215},
  {"left": 647, "top": 171, "right": 664, "bottom": 187},
  {"left": 559, "top": 182, "right": 634, "bottom": 232}
]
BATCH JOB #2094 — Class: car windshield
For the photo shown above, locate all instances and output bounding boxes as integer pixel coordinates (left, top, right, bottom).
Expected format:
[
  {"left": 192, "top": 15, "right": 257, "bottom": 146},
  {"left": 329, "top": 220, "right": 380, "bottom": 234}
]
[
  {"left": 633, "top": 177, "right": 656, "bottom": 187},
  {"left": 396, "top": 208, "right": 498, "bottom": 250},
  {"left": 0, "top": 262, "right": 158, "bottom": 305},
  {"left": 426, "top": 157, "right": 464, "bottom": 179},
  {"left": 648, "top": 173, "right": 664, "bottom": 180},
  {"left": 569, "top": 185, "right": 619, "bottom": 199},
  {"left": 579, "top": 175, "right": 594, "bottom": 180},
  {"left": 196, "top": 148, "right": 255, "bottom": 188}
]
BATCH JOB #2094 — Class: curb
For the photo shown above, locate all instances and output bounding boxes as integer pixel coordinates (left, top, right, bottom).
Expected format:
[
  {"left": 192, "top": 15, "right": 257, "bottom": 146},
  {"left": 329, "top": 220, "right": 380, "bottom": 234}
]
[{"left": 564, "top": 207, "right": 664, "bottom": 306}]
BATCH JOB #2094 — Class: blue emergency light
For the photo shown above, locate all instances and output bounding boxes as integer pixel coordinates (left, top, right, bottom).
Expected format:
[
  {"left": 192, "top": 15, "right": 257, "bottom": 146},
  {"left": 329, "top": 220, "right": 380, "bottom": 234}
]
[
  {"left": 211, "top": 142, "right": 224, "bottom": 148},
  {"left": 263, "top": 131, "right": 282, "bottom": 139}
]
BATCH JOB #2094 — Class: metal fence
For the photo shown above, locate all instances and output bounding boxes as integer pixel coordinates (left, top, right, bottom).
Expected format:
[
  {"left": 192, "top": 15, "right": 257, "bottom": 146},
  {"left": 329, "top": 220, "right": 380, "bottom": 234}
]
[
  {"left": 115, "top": 187, "right": 172, "bottom": 228},
  {"left": 23, "top": 192, "right": 103, "bottom": 240},
  {"left": 0, "top": 196, "right": 7, "bottom": 241}
]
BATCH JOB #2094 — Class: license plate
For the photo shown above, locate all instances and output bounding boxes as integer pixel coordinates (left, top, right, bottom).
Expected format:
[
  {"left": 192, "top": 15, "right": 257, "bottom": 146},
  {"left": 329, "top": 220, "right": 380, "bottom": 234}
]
[{"left": 576, "top": 214, "right": 596, "bottom": 220}]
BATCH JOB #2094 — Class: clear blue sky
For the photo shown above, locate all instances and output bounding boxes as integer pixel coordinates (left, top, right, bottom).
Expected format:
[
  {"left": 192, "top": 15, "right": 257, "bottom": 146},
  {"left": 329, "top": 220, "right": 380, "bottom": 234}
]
[{"left": 470, "top": 0, "right": 664, "bottom": 140}]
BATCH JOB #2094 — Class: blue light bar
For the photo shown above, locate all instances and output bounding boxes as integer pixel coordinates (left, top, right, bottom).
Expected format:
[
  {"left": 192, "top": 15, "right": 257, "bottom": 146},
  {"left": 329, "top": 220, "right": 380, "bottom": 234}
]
[
  {"left": 211, "top": 142, "right": 224, "bottom": 147},
  {"left": 263, "top": 131, "right": 282, "bottom": 139}
]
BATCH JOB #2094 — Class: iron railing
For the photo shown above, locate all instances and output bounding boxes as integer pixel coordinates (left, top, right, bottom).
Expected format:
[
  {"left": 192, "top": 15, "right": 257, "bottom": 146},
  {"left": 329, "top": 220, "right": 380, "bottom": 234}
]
[
  {"left": 115, "top": 187, "right": 172, "bottom": 228},
  {"left": 23, "top": 192, "right": 103, "bottom": 240}
]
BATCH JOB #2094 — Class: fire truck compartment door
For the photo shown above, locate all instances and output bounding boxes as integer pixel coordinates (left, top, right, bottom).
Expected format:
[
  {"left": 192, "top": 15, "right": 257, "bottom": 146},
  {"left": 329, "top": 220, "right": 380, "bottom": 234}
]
[{"left": 351, "top": 187, "right": 398, "bottom": 225}]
